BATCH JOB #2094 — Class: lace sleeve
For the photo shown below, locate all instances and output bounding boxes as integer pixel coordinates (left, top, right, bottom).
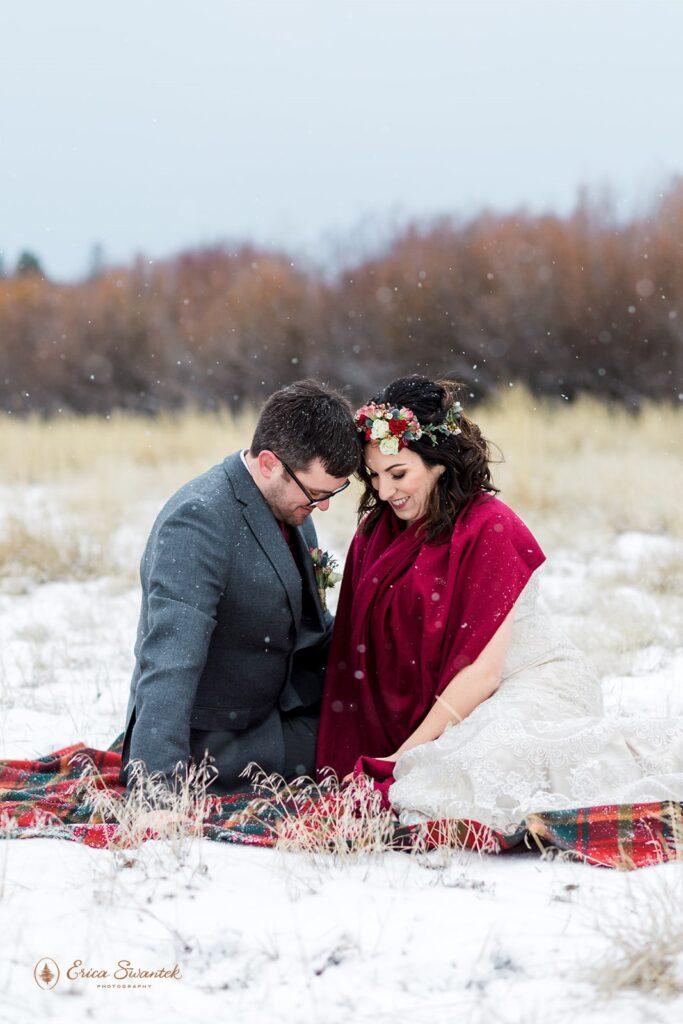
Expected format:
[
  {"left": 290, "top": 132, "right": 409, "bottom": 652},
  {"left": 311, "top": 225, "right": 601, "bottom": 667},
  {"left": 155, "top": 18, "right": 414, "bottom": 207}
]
[{"left": 512, "top": 571, "right": 540, "bottom": 623}]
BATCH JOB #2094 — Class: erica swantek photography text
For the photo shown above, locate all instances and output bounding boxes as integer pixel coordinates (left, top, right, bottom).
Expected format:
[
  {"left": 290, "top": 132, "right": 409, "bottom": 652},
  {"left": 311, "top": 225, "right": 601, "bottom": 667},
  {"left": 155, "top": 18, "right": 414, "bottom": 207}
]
[{"left": 33, "top": 956, "right": 182, "bottom": 991}]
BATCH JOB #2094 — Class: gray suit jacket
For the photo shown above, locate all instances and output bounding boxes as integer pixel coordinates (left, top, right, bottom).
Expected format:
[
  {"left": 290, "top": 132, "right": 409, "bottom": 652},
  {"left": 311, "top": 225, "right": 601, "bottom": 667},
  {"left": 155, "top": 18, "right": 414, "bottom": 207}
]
[{"left": 121, "top": 451, "right": 333, "bottom": 791}]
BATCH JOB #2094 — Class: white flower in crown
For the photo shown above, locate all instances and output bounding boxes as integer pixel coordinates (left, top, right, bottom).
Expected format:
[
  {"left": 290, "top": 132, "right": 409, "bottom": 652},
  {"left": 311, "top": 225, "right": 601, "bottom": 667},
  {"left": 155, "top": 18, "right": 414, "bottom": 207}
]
[
  {"left": 370, "top": 419, "right": 390, "bottom": 440},
  {"left": 379, "top": 435, "right": 400, "bottom": 455}
]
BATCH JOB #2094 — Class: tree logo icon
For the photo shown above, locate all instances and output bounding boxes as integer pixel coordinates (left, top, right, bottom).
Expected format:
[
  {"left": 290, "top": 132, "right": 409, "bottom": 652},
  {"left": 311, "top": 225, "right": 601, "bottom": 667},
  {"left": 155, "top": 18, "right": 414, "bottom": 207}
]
[{"left": 33, "top": 958, "right": 60, "bottom": 990}]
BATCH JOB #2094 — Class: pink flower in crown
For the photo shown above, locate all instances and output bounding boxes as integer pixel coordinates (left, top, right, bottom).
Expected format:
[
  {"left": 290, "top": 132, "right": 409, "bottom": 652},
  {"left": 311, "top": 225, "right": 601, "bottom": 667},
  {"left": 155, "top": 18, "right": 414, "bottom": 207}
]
[
  {"left": 355, "top": 398, "right": 463, "bottom": 452},
  {"left": 354, "top": 402, "right": 424, "bottom": 453}
]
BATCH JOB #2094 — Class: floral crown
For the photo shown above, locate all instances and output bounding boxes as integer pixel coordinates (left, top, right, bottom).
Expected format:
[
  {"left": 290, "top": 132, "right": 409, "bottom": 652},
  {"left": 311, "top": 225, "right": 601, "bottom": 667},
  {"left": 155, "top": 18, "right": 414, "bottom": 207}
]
[{"left": 354, "top": 400, "right": 463, "bottom": 455}]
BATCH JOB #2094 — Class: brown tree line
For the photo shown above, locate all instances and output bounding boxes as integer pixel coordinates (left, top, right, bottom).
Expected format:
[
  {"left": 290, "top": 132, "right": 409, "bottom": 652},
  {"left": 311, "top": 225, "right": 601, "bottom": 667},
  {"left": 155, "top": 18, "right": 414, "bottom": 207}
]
[{"left": 1, "top": 184, "right": 681, "bottom": 414}]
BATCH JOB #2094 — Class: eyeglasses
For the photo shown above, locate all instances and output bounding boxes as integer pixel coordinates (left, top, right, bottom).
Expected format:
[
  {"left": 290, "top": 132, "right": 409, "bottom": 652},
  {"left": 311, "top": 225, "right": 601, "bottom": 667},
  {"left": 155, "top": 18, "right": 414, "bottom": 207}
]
[{"left": 278, "top": 457, "right": 351, "bottom": 508}]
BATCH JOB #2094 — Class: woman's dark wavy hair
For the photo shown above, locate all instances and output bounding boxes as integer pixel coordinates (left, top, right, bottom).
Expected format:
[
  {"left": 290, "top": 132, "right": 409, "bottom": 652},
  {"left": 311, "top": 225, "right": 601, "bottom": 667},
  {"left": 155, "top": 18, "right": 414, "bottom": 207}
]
[{"left": 357, "top": 375, "right": 499, "bottom": 542}]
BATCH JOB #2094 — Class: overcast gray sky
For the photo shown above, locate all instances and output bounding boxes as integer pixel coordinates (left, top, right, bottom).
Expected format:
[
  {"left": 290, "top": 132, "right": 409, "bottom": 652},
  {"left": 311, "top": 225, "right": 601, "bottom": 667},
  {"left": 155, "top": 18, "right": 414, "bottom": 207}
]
[{"left": 1, "top": 0, "right": 681, "bottom": 280}]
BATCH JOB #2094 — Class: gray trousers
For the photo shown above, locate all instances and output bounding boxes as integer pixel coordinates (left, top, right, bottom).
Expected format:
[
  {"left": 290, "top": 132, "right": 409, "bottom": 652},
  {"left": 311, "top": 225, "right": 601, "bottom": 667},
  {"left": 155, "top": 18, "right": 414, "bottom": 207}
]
[
  {"left": 281, "top": 707, "right": 319, "bottom": 780},
  {"left": 196, "top": 706, "right": 319, "bottom": 795}
]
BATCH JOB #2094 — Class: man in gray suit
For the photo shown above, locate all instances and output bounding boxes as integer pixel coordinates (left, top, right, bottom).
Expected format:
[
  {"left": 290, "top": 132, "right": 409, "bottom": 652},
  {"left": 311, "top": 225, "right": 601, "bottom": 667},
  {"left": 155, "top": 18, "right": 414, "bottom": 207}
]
[{"left": 120, "top": 380, "right": 359, "bottom": 794}]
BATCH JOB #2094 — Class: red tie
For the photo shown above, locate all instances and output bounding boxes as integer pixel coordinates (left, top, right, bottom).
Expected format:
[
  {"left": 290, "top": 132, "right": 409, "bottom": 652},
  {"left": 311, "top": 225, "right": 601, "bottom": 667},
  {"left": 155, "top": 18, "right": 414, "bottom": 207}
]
[{"left": 277, "top": 520, "right": 301, "bottom": 568}]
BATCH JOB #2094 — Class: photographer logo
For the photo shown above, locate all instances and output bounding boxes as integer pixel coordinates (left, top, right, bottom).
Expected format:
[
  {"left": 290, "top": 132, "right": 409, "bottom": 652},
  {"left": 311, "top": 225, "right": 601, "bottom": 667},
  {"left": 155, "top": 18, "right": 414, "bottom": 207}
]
[{"left": 34, "top": 958, "right": 60, "bottom": 990}]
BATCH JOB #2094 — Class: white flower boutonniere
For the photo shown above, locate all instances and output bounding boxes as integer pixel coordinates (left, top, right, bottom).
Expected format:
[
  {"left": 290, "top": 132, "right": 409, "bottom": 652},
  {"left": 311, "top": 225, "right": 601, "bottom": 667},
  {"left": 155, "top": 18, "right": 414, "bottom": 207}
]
[{"left": 309, "top": 547, "right": 341, "bottom": 611}]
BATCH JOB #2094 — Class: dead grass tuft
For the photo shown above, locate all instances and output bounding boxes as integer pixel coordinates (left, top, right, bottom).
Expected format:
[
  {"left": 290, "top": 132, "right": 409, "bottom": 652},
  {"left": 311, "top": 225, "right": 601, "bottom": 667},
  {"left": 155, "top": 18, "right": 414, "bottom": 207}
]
[
  {"left": 0, "top": 516, "right": 112, "bottom": 584},
  {"left": 236, "top": 765, "right": 401, "bottom": 858},
  {"left": 582, "top": 872, "right": 683, "bottom": 999},
  {"left": 602, "top": 549, "right": 683, "bottom": 597},
  {"left": 236, "top": 764, "right": 498, "bottom": 861},
  {"left": 76, "top": 755, "right": 218, "bottom": 863}
]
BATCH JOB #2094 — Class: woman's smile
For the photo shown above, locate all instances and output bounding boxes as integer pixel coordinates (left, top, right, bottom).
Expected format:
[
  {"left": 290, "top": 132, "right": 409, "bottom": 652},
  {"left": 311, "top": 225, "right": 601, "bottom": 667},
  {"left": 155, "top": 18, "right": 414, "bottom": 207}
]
[{"left": 364, "top": 445, "right": 443, "bottom": 522}]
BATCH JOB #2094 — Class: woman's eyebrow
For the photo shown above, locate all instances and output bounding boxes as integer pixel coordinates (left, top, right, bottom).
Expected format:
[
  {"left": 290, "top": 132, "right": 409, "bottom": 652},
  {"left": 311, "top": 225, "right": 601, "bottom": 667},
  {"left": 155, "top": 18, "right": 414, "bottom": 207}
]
[{"left": 367, "top": 462, "right": 407, "bottom": 472}]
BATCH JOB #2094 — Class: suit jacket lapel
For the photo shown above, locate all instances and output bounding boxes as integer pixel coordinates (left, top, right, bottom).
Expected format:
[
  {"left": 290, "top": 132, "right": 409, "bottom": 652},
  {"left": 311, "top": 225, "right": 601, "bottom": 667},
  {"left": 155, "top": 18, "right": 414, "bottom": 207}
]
[
  {"left": 292, "top": 526, "right": 326, "bottom": 629},
  {"left": 223, "top": 453, "right": 302, "bottom": 625}
]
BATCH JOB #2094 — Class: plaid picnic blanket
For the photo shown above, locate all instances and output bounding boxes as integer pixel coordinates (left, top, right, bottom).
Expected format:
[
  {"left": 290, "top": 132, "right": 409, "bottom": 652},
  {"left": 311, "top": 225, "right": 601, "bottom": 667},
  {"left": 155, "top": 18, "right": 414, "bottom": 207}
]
[{"left": 0, "top": 735, "right": 680, "bottom": 868}]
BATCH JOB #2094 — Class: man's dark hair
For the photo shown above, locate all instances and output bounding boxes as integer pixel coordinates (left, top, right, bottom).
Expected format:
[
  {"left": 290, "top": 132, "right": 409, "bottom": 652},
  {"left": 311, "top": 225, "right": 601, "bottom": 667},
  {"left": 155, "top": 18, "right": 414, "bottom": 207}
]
[{"left": 250, "top": 379, "right": 360, "bottom": 476}]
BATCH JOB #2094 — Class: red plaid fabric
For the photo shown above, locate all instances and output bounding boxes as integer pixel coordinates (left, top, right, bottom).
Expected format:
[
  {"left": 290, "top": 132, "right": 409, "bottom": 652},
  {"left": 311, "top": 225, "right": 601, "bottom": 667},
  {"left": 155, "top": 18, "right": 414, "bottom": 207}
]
[{"left": 0, "top": 735, "right": 680, "bottom": 867}]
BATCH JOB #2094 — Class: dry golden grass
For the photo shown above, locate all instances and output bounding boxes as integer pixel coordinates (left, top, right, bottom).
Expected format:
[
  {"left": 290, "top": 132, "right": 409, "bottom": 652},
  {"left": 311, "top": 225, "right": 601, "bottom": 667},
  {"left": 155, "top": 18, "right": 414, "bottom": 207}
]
[
  {"left": 476, "top": 389, "right": 683, "bottom": 542},
  {"left": 236, "top": 766, "right": 402, "bottom": 858},
  {"left": 582, "top": 869, "right": 683, "bottom": 999},
  {"left": 0, "top": 408, "right": 254, "bottom": 483},
  {"left": 235, "top": 764, "right": 501, "bottom": 861},
  {"left": 76, "top": 754, "right": 218, "bottom": 862},
  {"left": 0, "top": 392, "right": 680, "bottom": 584},
  {"left": 0, "top": 515, "right": 113, "bottom": 585},
  {"left": 17, "top": 751, "right": 490, "bottom": 864},
  {"left": 0, "top": 410, "right": 256, "bottom": 584}
]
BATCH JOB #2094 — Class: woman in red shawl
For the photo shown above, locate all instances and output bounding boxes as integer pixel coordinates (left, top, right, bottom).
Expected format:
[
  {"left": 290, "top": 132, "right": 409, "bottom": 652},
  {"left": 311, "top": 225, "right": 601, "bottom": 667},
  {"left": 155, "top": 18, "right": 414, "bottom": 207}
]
[
  {"left": 316, "top": 374, "right": 546, "bottom": 779},
  {"left": 316, "top": 375, "right": 683, "bottom": 836}
]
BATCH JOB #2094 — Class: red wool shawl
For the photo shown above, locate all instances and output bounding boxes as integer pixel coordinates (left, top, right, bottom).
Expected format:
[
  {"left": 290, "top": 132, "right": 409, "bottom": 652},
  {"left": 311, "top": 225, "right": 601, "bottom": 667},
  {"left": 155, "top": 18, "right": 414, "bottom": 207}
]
[{"left": 315, "top": 495, "right": 546, "bottom": 780}]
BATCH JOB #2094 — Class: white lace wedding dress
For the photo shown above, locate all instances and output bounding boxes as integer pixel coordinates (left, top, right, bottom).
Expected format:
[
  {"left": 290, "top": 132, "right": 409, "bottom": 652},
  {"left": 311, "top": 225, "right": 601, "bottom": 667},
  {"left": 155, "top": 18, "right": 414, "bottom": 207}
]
[{"left": 389, "top": 571, "right": 683, "bottom": 835}]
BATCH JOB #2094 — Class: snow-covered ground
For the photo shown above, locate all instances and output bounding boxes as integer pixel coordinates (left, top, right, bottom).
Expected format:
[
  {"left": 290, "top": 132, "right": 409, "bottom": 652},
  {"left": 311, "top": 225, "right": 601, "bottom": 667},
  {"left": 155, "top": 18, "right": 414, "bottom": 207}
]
[{"left": 1, "top": 492, "right": 682, "bottom": 1022}]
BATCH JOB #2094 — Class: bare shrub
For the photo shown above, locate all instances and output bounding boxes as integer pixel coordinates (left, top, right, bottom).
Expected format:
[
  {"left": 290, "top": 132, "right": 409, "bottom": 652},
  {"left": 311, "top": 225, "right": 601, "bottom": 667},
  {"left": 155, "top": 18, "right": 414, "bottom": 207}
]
[{"left": 1, "top": 182, "right": 682, "bottom": 414}]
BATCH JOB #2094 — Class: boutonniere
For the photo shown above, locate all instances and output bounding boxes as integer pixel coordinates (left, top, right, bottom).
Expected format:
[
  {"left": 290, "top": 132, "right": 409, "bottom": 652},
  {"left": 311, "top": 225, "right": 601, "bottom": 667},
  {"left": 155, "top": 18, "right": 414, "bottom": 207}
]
[{"left": 309, "top": 547, "right": 342, "bottom": 611}]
